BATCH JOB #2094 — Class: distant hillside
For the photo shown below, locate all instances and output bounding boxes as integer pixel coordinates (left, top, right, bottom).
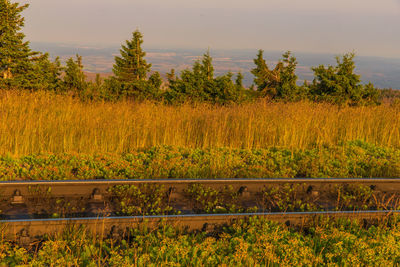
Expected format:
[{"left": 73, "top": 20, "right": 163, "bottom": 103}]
[{"left": 31, "top": 42, "right": 400, "bottom": 89}]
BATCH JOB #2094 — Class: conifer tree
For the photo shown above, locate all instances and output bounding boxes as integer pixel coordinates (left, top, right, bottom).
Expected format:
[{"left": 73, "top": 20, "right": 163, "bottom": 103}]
[
  {"left": 0, "top": 0, "right": 34, "bottom": 89},
  {"left": 166, "top": 50, "right": 246, "bottom": 104},
  {"left": 200, "top": 50, "right": 214, "bottom": 81},
  {"left": 95, "top": 73, "right": 102, "bottom": 88},
  {"left": 63, "top": 54, "right": 87, "bottom": 92},
  {"left": 167, "top": 69, "right": 176, "bottom": 82},
  {"left": 106, "top": 30, "right": 161, "bottom": 100},
  {"left": 235, "top": 72, "right": 244, "bottom": 88},
  {"left": 278, "top": 51, "right": 301, "bottom": 100},
  {"left": 30, "top": 53, "right": 63, "bottom": 91},
  {"left": 310, "top": 53, "right": 380, "bottom": 105},
  {"left": 251, "top": 50, "right": 303, "bottom": 100},
  {"left": 113, "top": 30, "right": 151, "bottom": 82},
  {"left": 251, "top": 50, "right": 271, "bottom": 93},
  {"left": 149, "top": 71, "right": 162, "bottom": 90}
]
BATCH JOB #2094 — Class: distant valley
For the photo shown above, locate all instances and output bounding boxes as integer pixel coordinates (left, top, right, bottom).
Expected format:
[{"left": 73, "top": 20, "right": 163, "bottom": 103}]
[{"left": 31, "top": 42, "right": 400, "bottom": 89}]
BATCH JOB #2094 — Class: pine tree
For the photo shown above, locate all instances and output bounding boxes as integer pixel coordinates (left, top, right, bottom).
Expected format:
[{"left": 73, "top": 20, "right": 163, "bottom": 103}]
[
  {"left": 278, "top": 51, "right": 301, "bottom": 100},
  {"left": 235, "top": 72, "right": 244, "bottom": 88},
  {"left": 251, "top": 50, "right": 302, "bottom": 100},
  {"left": 63, "top": 54, "right": 87, "bottom": 92},
  {"left": 149, "top": 71, "right": 162, "bottom": 90},
  {"left": 251, "top": 50, "right": 270, "bottom": 93},
  {"left": 106, "top": 30, "right": 161, "bottom": 100},
  {"left": 166, "top": 50, "right": 247, "bottom": 104},
  {"left": 30, "top": 53, "right": 63, "bottom": 91},
  {"left": 200, "top": 50, "right": 214, "bottom": 81},
  {"left": 310, "top": 53, "right": 380, "bottom": 105},
  {"left": 95, "top": 73, "right": 102, "bottom": 88},
  {"left": 167, "top": 69, "right": 176, "bottom": 82},
  {"left": 113, "top": 30, "right": 151, "bottom": 82},
  {"left": 0, "top": 0, "right": 34, "bottom": 89}
]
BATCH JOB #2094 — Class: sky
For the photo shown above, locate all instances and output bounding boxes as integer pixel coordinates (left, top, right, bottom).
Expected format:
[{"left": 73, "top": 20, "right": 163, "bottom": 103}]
[{"left": 20, "top": 0, "right": 400, "bottom": 58}]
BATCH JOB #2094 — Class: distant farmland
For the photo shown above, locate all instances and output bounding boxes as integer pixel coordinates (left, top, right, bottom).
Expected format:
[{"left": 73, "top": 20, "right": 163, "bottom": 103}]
[{"left": 31, "top": 42, "right": 400, "bottom": 89}]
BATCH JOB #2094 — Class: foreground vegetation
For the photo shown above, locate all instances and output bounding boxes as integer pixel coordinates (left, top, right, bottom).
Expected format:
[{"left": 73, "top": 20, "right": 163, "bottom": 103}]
[
  {"left": 2, "top": 217, "right": 400, "bottom": 265},
  {"left": 0, "top": 140, "right": 399, "bottom": 181},
  {"left": 1, "top": 91, "right": 400, "bottom": 156}
]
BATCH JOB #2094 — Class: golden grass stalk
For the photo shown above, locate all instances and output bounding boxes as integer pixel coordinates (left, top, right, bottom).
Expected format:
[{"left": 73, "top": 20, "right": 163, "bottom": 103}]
[{"left": 1, "top": 90, "right": 400, "bottom": 156}]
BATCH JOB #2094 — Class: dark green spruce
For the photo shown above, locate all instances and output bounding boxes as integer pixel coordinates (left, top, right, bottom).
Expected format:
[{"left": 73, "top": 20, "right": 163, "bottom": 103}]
[{"left": 106, "top": 30, "right": 161, "bottom": 99}]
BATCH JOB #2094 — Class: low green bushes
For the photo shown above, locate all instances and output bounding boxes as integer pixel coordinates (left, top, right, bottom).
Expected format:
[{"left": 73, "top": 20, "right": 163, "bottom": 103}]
[
  {"left": 2, "top": 217, "right": 400, "bottom": 265},
  {"left": 1, "top": 140, "right": 400, "bottom": 180}
]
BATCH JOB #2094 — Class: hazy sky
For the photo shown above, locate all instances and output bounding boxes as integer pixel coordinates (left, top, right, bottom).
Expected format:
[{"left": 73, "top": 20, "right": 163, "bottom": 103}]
[{"left": 20, "top": 0, "right": 400, "bottom": 58}]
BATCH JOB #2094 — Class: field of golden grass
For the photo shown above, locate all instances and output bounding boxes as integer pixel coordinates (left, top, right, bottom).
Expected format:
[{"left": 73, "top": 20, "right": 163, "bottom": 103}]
[{"left": 1, "top": 90, "right": 400, "bottom": 155}]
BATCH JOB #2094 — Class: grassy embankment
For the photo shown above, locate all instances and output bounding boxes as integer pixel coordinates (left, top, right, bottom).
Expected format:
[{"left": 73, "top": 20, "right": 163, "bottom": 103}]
[
  {"left": 0, "top": 141, "right": 400, "bottom": 180},
  {"left": 1, "top": 90, "right": 400, "bottom": 179},
  {"left": 1, "top": 90, "right": 400, "bottom": 155}
]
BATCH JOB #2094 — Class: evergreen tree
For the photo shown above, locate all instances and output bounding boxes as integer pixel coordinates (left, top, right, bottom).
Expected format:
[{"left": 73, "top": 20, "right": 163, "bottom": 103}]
[
  {"left": 113, "top": 30, "right": 151, "bottom": 82},
  {"left": 310, "top": 53, "right": 380, "bottom": 105},
  {"left": 103, "top": 77, "right": 122, "bottom": 101},
  {"left": 167, "top": 69, "right": 175, "bottom": 81},
  {"left": 166, "top": 50, "right": 246, "bottom": 104},
  {"left": 95, "top": 73, "right": 102, "bottom": 88},
  {"left": 235, "top": 72, "right": 244, "bottom": 88},
  {"left": 63, "top": 54, "right": 87, "bottom": 92},
  {"left": 30, "top": 53, "right": 63, "bottom": 91},
  {"left": 251, "top": 50, "right": 282, "bottom": 97},
  {"left": 278, "top": 51, "right": 303, "bottom": 100},
  {"left": 251, "top": 50, "right": 270, "bottom": 93},
  {"left": 81, "top": 73, "right": 104, "bottom": 101},
  {"left": 251, "top": 50, "right": 304, "bottom": 100},
  {"left": 106, "top": 30, "right": 161, "bottom": 100},
  {"left": 149, "top": 71, "right": 163, "bottom": 90},
  {"left": 362, "top": 82, "right": 380, "bottom": 105},
  {"left": 200, "top": 50, "right": 214, "bottom": 81},
  {"left": 0, "top": 0, "right": 34, "bottom": 89},
  {"left": 215, "top": 71, "right": 243, "bottom": 104}
]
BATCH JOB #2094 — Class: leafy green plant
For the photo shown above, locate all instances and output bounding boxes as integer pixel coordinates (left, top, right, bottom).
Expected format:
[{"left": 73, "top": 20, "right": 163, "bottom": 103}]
[
  {"left": 3, "top": 217, "right": 400, "bottom": 265},
  {"left": 28, "top": 185, "right": 86, "bottom": 218},
  {"left": 1, "top": 141, "right": 400, "bottom": 181},
  {"left": 333, "top": 185, "right": 374, "bottom": 211},
  {"left": 185, "top": 183, "right": 257, "bottom": 213},
  {"left": 108, "top": 184, "right": 177, "bottom": 216},
  {"left": 261, "top": 183, "right": 320, "bottom": 212}
]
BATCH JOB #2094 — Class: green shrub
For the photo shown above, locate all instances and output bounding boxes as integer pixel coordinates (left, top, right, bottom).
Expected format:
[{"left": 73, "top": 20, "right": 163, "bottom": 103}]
[
  {"left": 1, "top": 141, "right": 400, "bottom": 181},
  {"left": 3, "top": 217, "right": 400, "bottom": 265}
]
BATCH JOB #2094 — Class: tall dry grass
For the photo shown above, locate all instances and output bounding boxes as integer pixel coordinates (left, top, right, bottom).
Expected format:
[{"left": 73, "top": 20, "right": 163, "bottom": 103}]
[{"left": 1, "top": 90, "right": 400, "bottom": 155}]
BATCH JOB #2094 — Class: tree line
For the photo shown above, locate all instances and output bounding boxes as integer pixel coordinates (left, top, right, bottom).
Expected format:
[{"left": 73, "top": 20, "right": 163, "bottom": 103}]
[{"left": 0, "top": 0, "right": 380, "bottom": 105}]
